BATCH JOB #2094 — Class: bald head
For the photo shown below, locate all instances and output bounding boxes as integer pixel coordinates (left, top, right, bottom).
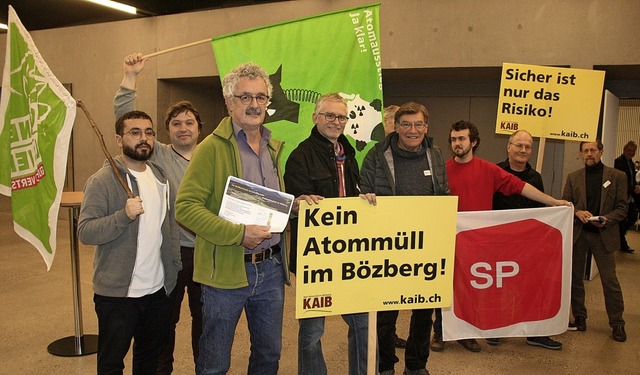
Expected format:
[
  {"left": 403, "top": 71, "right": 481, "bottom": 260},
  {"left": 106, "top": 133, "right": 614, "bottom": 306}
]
[{"left": 507, "top": 130, "right": 534, "bottom": 171}]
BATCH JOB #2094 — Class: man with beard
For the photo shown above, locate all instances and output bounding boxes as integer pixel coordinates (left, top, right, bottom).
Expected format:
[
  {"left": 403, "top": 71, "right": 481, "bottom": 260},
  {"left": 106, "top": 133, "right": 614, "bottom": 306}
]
[
  {"left": 78, "top": 110, "right": 181, "bottom": 374},
  {"left": 430, "top": 121, "right": 569, "bottom": 353},
  {"left": 176, "top": 63, "right": 289, "bottom": 374},
  {"left": 114, "top": 53, "right": 203, "bottom": 374},
  {"left": 562, "top": 140, "right": 628, "bottom": 342}
]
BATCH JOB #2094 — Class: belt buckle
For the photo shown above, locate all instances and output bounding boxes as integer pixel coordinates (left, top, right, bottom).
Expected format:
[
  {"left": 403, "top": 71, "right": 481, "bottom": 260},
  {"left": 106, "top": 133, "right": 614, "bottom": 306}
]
[
  {"left": 249, "top": 246, "right": 276, "bottom": 264},
  {"left": 251, "top": 249, "right": 266, "bottom": 264}
]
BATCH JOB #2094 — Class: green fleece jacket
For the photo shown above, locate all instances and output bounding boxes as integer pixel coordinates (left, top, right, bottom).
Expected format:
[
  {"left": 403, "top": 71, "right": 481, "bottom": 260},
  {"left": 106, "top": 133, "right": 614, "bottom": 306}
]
[{"left": 175, "top": 117, "right": 290, "bottom": 288}]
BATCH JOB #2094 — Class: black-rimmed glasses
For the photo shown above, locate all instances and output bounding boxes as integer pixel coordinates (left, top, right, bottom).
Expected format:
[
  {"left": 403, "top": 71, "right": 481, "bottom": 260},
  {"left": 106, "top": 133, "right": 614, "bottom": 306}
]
[
  {"left": 233, "top": 94, "right": 270, "bottom": 105},
  {"left": 318, "top": 112, "right": 349, "bottom": 124}
]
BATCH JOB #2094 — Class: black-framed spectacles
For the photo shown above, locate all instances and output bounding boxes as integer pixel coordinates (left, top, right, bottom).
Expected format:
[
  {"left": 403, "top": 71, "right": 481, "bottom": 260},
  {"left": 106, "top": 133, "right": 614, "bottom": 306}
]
[
  {"left": 318, "top": 112, "right": 349, "bottom": 124},
  {"left": 123, "top": 128, "right": 156, "bottom": 138},
  {"left": 233, "top": 94, "right": 270, "bottom": 105}
]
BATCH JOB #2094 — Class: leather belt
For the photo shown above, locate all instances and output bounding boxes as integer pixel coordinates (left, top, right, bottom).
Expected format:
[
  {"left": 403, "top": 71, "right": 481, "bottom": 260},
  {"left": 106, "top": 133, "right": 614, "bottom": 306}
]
[{"left": 245, "top": 245, "right": 280, "bottom": 264}]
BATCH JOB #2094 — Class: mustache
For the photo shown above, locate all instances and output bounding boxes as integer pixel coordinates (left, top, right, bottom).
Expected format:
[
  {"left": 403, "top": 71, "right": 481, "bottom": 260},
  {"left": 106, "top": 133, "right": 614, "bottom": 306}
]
[
  {"left": 246, "top": 107, "right": 262, "bottom": 116},
  {"left": 136, "top": 141, "right": 151, "bottom": 148}
]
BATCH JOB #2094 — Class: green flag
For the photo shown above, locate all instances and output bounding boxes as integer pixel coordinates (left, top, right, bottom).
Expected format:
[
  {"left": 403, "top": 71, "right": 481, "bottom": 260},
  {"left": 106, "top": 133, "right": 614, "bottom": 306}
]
[
  {"left": 0, "top": 6, "right": 76, "bottom": 270},
  {"left": 212, "top": 4, "right": 383, "bottom": 166}
]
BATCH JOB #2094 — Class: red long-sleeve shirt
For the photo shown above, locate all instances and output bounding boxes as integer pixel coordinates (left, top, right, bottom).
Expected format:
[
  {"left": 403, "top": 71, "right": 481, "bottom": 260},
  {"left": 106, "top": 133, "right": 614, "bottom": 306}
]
[{"left": 446, "top": 157, "right": 525, "bottom": 212}]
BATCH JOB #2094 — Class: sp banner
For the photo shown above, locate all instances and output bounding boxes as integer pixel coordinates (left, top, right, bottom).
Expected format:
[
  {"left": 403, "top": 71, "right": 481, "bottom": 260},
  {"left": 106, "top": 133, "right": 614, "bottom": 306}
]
[{"left": 443, "top": 206, "right": 573, "bottom": 340}]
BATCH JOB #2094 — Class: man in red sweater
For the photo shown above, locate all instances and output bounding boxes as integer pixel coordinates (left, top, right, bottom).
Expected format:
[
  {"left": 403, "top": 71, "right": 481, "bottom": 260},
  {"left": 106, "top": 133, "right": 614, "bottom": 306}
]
[{"left": 430, "top": 120, "right": 570, "bottom": 353}]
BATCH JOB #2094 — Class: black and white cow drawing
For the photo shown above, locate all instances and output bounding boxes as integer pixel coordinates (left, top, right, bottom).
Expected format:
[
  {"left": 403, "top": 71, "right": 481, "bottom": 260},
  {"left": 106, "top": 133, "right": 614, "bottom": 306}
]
[{"left": 340, "top": 93, "right": 384, "bottom": 150}]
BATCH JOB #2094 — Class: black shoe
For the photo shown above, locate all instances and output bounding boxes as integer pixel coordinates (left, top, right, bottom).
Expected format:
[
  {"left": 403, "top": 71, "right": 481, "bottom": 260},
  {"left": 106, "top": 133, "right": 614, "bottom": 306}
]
[
  {"left": 526, "top": 336, "right": 563, "bottom": 350},
  {"left": 395, "top": 334, "right": 407, "bottom": 349},
  {"left": 568, "top": 316, "right": 586, "bottom": 331},
  {"left": 485, "top": 338, "right": 499, "bottom": 346},
  {"left": 612, "top": 325, "right": 627, "bottom": 342},
  {"left": 621, "top": 247, "right": 635, "bottom": 254}
]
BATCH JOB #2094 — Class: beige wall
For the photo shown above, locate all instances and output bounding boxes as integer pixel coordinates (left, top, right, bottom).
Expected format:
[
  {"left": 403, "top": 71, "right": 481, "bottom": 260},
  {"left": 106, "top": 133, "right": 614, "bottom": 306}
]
[{"left": 0, "top": 0, "right": 638, "bottom": 190}]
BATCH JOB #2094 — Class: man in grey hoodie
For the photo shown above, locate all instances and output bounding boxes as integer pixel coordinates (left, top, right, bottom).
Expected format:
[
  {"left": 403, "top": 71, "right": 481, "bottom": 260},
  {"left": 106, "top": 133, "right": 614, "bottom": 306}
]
[
  {"left": 360, "top": 101, "right": 449, "bottom": 375},
  {"left": 114, "top": 53, "right": 203, "bottom": 374},
  {"left": 78, "top": 110, "right": 181, "bottom": 375}
]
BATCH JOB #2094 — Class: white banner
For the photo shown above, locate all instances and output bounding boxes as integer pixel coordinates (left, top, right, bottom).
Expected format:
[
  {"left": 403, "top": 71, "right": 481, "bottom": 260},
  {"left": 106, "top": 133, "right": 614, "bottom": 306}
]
[{"left": 443, "top": 206, "right": 573, "bottom": 340}]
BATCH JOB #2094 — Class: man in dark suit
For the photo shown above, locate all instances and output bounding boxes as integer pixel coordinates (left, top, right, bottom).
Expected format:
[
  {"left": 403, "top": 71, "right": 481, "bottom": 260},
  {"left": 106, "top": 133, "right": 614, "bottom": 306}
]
[
  {"left": 613, "top": 140, "right": 640, "bottom": 253},
  {"left": 562, "top": 140, "right": 628, "bottom": 342}
]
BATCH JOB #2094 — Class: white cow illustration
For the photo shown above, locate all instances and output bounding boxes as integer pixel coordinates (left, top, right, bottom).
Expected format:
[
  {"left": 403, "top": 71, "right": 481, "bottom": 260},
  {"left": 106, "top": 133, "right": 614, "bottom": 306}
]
[{"left": 340, "top": 93, "right": 383, "bottom": 150}]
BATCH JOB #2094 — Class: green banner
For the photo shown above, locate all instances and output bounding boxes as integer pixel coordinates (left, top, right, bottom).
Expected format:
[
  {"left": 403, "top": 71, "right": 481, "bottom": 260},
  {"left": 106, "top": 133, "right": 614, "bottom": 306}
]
[
  {"left": 0, "top": 6, "right": 76, "bottom": 270},
  {"left": 212, "top": 4, "right": 383, "bottom": 166}
]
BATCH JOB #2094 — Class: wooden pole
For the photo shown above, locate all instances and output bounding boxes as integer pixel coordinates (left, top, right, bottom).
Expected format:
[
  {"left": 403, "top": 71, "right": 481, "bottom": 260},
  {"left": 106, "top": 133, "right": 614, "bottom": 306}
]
[
  {"left": 76, "top": 100, "right": 134, "bottom": 198},
  {"left": 536, "top": 137, "right": 546, "bottom": 172},
  {"left": 367, "top": 312, "right": 376, "bottom": 374},
  {"left": 142, "top": 38, "right": 212, "bottom": 59}
]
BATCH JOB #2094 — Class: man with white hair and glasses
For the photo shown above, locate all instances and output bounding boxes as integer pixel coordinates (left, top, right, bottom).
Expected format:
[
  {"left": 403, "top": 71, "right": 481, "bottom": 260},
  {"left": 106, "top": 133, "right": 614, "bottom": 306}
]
[{"left": 176, "top": 63, "right": 289, "bottom": 375}]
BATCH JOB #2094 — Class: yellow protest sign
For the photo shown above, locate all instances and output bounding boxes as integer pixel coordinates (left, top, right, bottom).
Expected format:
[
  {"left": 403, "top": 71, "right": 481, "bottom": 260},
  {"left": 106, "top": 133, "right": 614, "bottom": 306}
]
[
  {"left": 295, "top": 196, "right": 458, "bottom": 319},
  {"left": 496, "top": 63, "right": 605, "bottom": 141}
]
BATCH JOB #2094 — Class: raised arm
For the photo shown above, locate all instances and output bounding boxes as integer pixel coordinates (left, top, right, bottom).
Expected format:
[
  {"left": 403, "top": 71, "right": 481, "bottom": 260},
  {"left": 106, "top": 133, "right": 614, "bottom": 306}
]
[{"left": 114, "top": 53, "right": 146, "bottom": 120}]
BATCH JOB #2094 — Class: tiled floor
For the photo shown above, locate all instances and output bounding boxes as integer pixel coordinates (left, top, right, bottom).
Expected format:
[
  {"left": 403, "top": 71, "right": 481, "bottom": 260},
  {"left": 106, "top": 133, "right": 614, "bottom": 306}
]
[{"left": 1, "top": 203, "right": 639, "bottom": 374}]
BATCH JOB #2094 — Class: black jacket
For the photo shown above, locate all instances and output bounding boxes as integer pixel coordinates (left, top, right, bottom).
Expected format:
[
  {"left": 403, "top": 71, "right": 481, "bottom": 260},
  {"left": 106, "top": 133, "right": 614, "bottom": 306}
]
[
  {"left": 614, "top": 154, "right": 638, "bottom": 201},
  {"left": 493, "top": 159, "right": 545, "bottom": 210},
  {"left": 284, "top": 126, "right": 361, "bottom": 273}
]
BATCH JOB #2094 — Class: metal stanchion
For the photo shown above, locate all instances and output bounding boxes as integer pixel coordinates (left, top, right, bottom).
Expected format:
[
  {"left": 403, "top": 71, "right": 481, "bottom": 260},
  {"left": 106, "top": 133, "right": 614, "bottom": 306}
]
[{"left": 47, "top": 192, "right": 98, "bottom": 356}]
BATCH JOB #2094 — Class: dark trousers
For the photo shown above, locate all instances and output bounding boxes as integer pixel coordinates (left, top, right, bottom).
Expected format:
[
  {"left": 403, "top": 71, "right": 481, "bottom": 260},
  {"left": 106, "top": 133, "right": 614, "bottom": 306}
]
[
  {"left": 571, "top": 231, "right": 625, "bottom": 326},
  {"left": 432, "top": 308, "right": 442, "bottom": 336},
  {"left": 157, "top": 246, "right": 202, "bottom": 375},
  {"left": 618, "top": 202, "right": 638, "bottom": 251},
  {"left": 378, "top": 309, "right": 433, "bottom": 372},
  {"left": 94, "top": 288, "right": 172, "bottom": 375}
]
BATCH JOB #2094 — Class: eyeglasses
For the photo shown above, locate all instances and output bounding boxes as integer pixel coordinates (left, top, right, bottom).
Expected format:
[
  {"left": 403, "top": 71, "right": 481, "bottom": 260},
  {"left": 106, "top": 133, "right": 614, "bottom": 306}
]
[
  {"left": 398, "top": 122, "right": 427, "bottom": 130},
  {"left": 318, "top": 112, "right": 349, "bottom": 124},
  {"left": 509, "top": 142, "right": 532, "bottom": 151},
  {"left": 123, "top": 128, "right": 156, "bottom": 138},
  {"left": 233, "top": 94, "right": 270, "bottom": 105}
]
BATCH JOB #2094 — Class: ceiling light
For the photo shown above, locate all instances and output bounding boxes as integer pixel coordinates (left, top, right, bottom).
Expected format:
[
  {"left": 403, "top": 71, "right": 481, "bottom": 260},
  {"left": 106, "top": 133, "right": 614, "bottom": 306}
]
[
  {"left": 86, "top": 0, "right": 137, "bottom": 15},
  {"left": 0, "top": 23, "right": 7, "bottom": 30}
]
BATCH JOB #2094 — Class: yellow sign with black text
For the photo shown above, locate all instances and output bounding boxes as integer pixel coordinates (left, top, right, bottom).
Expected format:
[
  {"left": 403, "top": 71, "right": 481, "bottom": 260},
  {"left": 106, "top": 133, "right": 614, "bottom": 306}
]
[
  {"left": 295, "top": 196, "right": 458, "bottom": 319},
  {"left": 496, "top": 63, "right": 605, "bottom": 141}
]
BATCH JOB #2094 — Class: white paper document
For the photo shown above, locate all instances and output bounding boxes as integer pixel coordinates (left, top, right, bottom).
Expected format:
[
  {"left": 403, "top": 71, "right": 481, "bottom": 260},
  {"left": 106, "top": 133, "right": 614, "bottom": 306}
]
[{"left": 219, "top": 176, "right": 294, "bottom": 233}]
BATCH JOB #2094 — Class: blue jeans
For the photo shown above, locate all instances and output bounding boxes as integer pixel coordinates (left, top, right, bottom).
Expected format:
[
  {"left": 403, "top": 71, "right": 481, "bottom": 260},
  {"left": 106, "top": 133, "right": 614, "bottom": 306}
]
[
  {"left": 94, "top": 288, "right": 171, "bottom": 375},
  {"left": 298, "top": 313, "right": 368, "bottom": 375},
  {"left": 197, "top": 254, "right": 285, "bottom": 375}
]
